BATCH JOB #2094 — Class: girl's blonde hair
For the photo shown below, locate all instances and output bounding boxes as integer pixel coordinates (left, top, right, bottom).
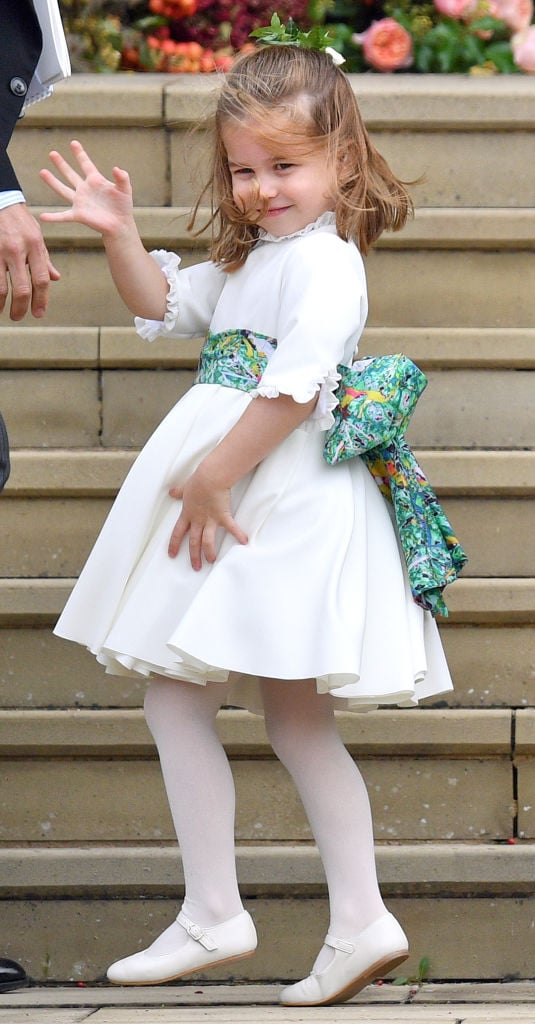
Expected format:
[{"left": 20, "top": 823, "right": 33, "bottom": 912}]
[{"left": 191, "top": 45, "right": 413, "bottom": 271}]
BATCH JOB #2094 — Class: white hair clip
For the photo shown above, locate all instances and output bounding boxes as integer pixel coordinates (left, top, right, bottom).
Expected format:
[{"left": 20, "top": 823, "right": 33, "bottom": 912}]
[{"left": 325, "top": 46, "right": 346, "bottom": 66}]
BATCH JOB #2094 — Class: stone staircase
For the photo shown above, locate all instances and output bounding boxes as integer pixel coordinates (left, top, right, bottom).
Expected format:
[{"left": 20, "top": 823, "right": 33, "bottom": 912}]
[{"left": 0, "top": 74, "right": 534, "bottom": 984}]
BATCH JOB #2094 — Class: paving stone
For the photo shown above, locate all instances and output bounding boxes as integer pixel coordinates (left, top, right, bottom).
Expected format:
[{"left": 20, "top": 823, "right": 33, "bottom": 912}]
[
  {"left": 0, "top": 371, "right": 99, "bottom": 447},
  {"left": 0, "top": 751, "right": 513, "bottom": 843},
  {"left": 10, "top": 127, "right": 167, "bottom": 207},
  {"left": 0, "top": 629, "right": 145, "bottom": 709},
  {"left": 516, "top": 761, "right": 535, "bottom": 838},
  {"left": 366, "top": 250, "right": 535, "bottom": 329},
  {"left": 2, "top": 842, "right": 533, "bottom": 898},
  {"left": 0, "top": 327, "right": 98, "bottom": 368},
  {"left": 84, "top": 1010, "right": 535, "bottom": 1022},
  {"left": 169, "top": 129, "right": 535, "bottom": 209},
  {"left": 3, "top": 981, "right": 535, "bottom": 1006},
  {"left": 162, "top": 71, "right": 535, "bottom": 129},
  {"left": 33, "top": 252, "right": 137, "bottom": 327},
  {"left": 22, "top": 74, "right": 165, "bottom": 126},
  {"left": 437, "top": 626, "right": 535, "bottom": 709},
  {"left": 0, "top": 621, "right": 531, "bottom": 710},
  {"left": 0, "top": 1013, "right": 92, "bottom": 1023},
  {"left": 100, "top": 329, "right": 201, "bottom": 369},
  {"left": 101, "top": 369, "right": 197, "bottom": 447},
  {"left": 2, "top": 895, "right": 534, "bottom": 983},
  {"left": 362, "top": 327, "right": 535, "bottom": 369},
  {"left": 406, "top": 370, "right": 535, "bottom": 449},
  {"left": 1, "top": 494, "right": 530, "bottom": 578},
  {"left": 0, "top": 497, "right": 112, "bottom": 576},
  {"left": 368, "top": 132, "right": 535, "bottom": 209},
  {"left": 436, "top": 498, "right": 535, "bottom": 577}
]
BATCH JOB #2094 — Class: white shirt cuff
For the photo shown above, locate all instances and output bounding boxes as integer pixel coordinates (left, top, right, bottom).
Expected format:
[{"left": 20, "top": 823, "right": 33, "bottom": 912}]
[{"left": 0, "top": 191, "right": 26, "bottom": 211}]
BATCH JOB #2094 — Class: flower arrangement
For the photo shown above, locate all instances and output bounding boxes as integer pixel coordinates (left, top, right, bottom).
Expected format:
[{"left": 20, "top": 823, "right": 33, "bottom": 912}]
[
  {"left": 59, "top": 0, "right": 309, "bottom": 72},
  {"left": 323, "top": 0, "right": 535, "bottom": 73},
  {"left": 58, "top": 0, "right": 535, "bottom": 73}
]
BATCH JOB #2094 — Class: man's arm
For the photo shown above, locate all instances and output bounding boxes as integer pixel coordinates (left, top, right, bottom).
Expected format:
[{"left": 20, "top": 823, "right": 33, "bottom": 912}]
[{"left": 0, "top": 0, "right": 60, "bottom": 320}]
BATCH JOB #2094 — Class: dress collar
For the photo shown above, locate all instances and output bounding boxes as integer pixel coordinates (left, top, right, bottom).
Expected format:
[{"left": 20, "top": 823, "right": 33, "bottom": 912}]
[{"left": 257, "top": 211, "right": 336, "bottom": 244}]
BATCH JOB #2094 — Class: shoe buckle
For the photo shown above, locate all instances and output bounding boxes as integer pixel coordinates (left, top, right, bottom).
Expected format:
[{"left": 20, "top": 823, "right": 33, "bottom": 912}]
[{"left": 177, "top": 912, "right": 218, "bottom": 951}]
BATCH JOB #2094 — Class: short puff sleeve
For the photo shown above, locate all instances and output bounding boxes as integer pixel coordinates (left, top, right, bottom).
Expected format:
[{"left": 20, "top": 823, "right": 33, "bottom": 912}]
[
  {"left": 252, "top": 232, "right": 368, "bottom": 431},
  {"left": 135, "top": 250, "right": 226, "bottom": 343}
]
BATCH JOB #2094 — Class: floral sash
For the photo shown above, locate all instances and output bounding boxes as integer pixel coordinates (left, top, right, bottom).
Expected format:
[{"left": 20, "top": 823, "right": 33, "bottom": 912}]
[
  {"left": 323, "top": 354, "right": 467, "bottom": 617},
  {"left": 196, "top": 329, "right": 277, "bottom": 391},
  {"left": 196, "top": 333, "right": 467, "bottom": 618}
]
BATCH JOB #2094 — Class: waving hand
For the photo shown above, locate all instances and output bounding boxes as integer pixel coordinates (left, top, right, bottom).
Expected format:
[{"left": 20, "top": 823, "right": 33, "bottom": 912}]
[{"left": 40, "top": 140, "right": 134, "bottom": 239}]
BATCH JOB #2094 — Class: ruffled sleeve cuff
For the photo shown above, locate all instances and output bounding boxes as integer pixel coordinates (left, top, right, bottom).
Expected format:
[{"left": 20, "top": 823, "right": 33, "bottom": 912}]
[
  {"left": 251, "top": 366, "right": 341, "bottom": 432},
  {"left": 134, "top": 250, "right": 181, "bottom": 343}
]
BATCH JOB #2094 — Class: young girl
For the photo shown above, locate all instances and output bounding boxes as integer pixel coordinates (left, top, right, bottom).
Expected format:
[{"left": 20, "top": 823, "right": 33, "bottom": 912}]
[{"left": 41, "top": 44, "right": 454, "bottom": 1006}]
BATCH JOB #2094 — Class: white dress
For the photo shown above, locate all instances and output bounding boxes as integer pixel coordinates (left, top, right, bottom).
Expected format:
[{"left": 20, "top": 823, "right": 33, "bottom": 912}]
[{"left": 54, "top": 213, "right": 453, "bottom": 713}]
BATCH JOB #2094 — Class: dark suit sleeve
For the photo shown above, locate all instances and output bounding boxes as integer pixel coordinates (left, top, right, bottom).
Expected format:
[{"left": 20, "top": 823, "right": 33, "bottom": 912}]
[
  {"left": 0, "top": 410, "right": 10, "bottom": 489},
  {"left": 0, "top": 0, "right": 43, "bottom": 191}
]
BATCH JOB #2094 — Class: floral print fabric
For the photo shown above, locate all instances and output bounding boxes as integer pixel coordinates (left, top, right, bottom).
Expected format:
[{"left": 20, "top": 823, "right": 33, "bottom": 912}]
[
  {"left": 196, "top": 336, "right": 467, "bottom": 619},
  {"left": 361, "top": 442, "right": 467, "bottom": 617},
  {"left": 322, "top": 353, "right": 467, "bottom": 617},
  {"left": 323, "top": 353, "right": 427, "bottom": 463},
  {"left": 196, "top": 329, "right": 278, "bottom": 391}
]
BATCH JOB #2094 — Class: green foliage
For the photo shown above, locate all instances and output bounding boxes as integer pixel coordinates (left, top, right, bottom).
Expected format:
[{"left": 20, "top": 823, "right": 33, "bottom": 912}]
[
  {"left": 393, "top": 954, "right": 431, "bottom": 987},
  {"left": 386, "top": 5, "right": 517, "bottom": 73},
  {"left": 59, "top": 0, "right": 528, "bottom": 72},
  {"left": 250, "top": 11, "right": 335, "bottom": 48}
]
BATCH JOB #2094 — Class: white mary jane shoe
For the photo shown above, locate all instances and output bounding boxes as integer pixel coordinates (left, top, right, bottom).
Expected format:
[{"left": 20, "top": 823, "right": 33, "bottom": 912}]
[
  {"left": 107, "top": 909, "right": 257, "bottom": 986},
  {"left": 280, "top": 912, "right": 409, "bottom": 1006}
]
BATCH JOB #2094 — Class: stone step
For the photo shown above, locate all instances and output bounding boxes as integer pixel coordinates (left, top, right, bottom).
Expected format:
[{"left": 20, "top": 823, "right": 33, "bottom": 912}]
[
  {"left": 1, "top": 577, "right": 534, "bottom": 626},
  {"left": 2, "top": 887, "right": 534, "bottom": 983},
  {"left": 13, "top": 74, "right": 535, "bottom": 210},
  {"left": 2, "top": 834, "right": 534, "bottom": 983},
  {"left": 2, "top": 364, "right": 533, "bottom": 448},
  {"left": 0, "top": 707, "right": 526, "bottom": 844},
  {"left": 2, "top": 326, "right": 535, "bottom": 368},
  {"left": 5, "top": 449, "right": 535, "bottom": 494},
  {"left": 4, "top": 209, "right": 532, "bottom": 328},
  {"left": 1, "top": 618, "right": 533, "bottom": 712},
  {"left": 32, "top": 207, "right": 535, "bottom": 251},
  {"left": 1, "top": 451, "right": 534, "bottom": 578},
  {"left": 2, "top": 842, "right": 532, "bottom": 898}
]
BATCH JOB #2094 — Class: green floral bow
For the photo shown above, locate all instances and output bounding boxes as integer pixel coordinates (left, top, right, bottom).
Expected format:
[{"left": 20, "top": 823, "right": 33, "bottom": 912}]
[{"left": 250, "top": 13, "right": 345, "bottom": 63}]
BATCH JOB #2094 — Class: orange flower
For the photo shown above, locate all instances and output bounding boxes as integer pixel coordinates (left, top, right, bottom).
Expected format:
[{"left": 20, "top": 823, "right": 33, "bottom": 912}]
[{"left": 359, "top": 18, "right": 413, "bottom": 72}]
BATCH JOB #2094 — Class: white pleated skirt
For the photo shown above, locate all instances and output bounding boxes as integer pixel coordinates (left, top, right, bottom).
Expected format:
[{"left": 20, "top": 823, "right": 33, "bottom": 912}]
[{"left": 54, "top": 383, "right": 453, "bottom": 713}]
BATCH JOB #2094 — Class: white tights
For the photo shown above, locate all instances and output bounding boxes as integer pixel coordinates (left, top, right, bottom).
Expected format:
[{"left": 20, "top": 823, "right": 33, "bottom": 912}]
[{"left": 144, "top": 675, "right": 386, "bottom": 962}]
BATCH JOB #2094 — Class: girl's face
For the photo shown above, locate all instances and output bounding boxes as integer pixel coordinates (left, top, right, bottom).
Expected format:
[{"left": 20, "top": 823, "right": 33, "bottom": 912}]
[{"left": 222, "top": 120, "right": 335, "bottom": 237}]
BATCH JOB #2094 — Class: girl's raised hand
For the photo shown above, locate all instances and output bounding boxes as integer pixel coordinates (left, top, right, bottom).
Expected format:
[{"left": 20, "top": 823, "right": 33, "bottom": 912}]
[{"left": 40, "top": 140, "right": 134, "bottom": 239}]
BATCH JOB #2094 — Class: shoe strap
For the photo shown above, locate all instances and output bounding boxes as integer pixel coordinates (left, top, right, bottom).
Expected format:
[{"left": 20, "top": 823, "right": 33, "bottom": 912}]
[
  {"left": 177, "top": 911, "right": 218, "bottom": 951},
  {"left": 325, "top": 933, "right": 355, "bottom": 954}
]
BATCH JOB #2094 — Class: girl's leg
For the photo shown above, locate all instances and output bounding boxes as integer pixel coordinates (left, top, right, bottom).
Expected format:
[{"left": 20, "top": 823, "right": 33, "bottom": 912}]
[
  {"left": 260, "top": 676, "right": 389, "bottom": 974},
  {"left": 143, "top": 675, "right": 245, "bottom": 950},
  {"left": 107, "top": 676, "right": 257, "bottom": 984}
]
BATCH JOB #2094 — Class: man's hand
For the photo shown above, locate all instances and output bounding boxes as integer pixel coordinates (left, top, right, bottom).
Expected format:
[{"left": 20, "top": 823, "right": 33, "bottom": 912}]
[{"left": 0, "top": 202, "right": 60, "bottom": 320}]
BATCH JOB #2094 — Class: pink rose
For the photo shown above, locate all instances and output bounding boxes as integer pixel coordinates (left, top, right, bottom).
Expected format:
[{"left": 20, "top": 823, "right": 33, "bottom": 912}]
[
  {"left": 512, "top": 24, "right": 535, "bottom": 70},
  {"left": 359, "top": 18, "right": 413, "bottom": 72},
  {"left": 433, "top": 0, "right": 476, "bottom": 17},
  {"left": 492, "top": 0, "right": 533, "bottom": 30}
]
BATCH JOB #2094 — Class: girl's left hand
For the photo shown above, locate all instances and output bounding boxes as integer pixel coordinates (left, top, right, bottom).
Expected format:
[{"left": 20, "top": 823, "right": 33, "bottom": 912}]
[{"left": 168, "top": 468, "right": 248, "bottom": 570}]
